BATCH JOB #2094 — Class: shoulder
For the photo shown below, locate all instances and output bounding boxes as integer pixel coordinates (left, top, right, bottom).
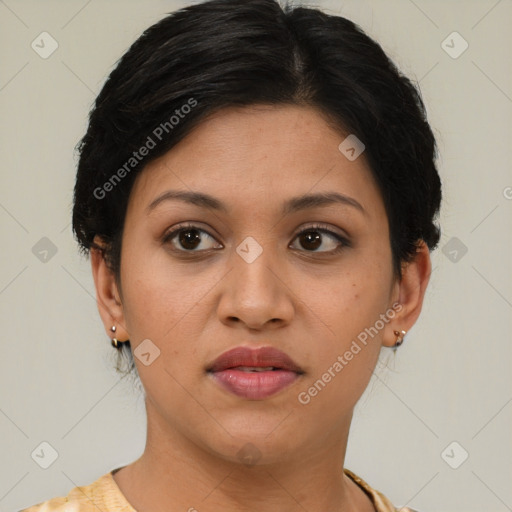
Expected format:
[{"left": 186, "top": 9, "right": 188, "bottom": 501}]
[
  {"left": 18, "top": 472, "right": 133, "bottom": 512},
  {"left": 343, "top": 468, "right": 420, "bottom": 512}
]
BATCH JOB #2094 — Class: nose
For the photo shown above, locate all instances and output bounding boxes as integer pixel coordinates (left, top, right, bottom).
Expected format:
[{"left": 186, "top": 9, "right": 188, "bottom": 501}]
[{"left": 216, "top": 240, "right": 295, "bottom": 331}]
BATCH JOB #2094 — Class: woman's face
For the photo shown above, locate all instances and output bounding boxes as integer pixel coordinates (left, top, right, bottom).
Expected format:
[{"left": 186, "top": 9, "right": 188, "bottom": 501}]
[{"left": 96, "top": 105, "right": 425, "bottom": 465}]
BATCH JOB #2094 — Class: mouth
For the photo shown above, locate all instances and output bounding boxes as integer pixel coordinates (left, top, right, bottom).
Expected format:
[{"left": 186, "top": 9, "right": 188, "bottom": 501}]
[{"left": 206, "top": 346, "right": 304, "bottom": 400}]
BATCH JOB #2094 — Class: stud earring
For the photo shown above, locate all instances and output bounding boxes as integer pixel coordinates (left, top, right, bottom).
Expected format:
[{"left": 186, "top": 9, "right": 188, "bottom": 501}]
[
  {"left": 110, "top": 325, "right": 129, "bottom": 349},
  {"left": 393, "top": 330, "right": 407, "bottom": 350},
  {"left": 110, "top": 325, "right": 119, "bottom": 349}
]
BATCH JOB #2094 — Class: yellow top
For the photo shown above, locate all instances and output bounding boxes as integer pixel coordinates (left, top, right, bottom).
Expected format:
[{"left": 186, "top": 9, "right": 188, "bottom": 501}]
[{"left": 19, "top": 467, "right": 417, "bottom": 512}]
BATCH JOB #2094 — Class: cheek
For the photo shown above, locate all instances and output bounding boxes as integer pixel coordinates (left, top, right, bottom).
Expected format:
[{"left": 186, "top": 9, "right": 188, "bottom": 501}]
[
  {"left": 295, "top": 273, "right": 386, "bottom": 416},
  {"left": 119, "top": 242, "right": 219, "bottom": 349},
  {"left": 303, "top": 258, "right": 391, "bottom": 339},
  {"left": 118, "top": 241, "right": 179, "bottom": 340},
  {"left": 295, "top": 257, "right": 391, "bottom": 390}
]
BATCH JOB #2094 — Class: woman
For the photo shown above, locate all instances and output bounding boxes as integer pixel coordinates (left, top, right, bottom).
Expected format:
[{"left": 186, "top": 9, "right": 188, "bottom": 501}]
[{"left": 20, "top": 0, "right": 441, "bottom": 510}]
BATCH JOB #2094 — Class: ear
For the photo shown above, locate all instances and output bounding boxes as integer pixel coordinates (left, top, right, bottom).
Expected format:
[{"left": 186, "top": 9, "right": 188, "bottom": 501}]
[
  {"left": 90, "top": 236, "right": 129, "bottom": 342},
  {"left": 382, "top": 241, "right": 432, "bottom": 348}
]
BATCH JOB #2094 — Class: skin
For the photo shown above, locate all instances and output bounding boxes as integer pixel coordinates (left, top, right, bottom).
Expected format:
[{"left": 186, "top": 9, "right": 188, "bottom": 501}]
[{"left": 91, "top": 104, "right": 431, "bottom": 512}]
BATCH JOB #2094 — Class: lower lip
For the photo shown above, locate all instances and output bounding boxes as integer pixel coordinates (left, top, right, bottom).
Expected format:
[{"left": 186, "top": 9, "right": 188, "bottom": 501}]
[{"left": 209, "top": 369, "right": 300, "bottom": 399}]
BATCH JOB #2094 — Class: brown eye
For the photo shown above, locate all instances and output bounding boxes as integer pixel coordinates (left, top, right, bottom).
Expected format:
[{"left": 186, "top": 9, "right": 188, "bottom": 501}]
[
  {"left": 163, "top": 224, "right": 222, "bottom": 252},
  {"left": 290, "top": 225, "right": 349, "bottom": 254},
  {"left": 163, "top": 223, "right": 348, "bottom": 255},
  {"left": 178, "top": 229, "right": 202, "bottom": 250},
  {"left": 298, "top": 231, "right": 322, "bottom": 251}
]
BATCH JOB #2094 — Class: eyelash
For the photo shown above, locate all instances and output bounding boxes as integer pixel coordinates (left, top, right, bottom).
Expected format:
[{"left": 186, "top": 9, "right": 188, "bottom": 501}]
[{"left": 162, "top": 222, "right": 350, "bottom": 256}]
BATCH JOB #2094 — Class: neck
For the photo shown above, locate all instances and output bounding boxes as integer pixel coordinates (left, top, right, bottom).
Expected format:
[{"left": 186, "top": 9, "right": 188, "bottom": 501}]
[{"left": 113, "top": 399, "right": 365, "bottom": 512}]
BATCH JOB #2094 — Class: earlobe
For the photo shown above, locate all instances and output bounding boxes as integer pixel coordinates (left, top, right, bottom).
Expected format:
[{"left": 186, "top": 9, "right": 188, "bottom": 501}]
[
  {"left": 383, "top": 241, "right": 432, "bottom": 348},
  {"left": 90, "top": 238, "right": 129, "bottom": 342}
]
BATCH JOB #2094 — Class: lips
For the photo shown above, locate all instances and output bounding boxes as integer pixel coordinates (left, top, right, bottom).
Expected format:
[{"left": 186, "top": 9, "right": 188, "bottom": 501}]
[
  {"left": 207, "top": 346, "right": 304, "bottom": 373},
  {"left": 207, "top": 346, "right": 304, "bottom": 400}
]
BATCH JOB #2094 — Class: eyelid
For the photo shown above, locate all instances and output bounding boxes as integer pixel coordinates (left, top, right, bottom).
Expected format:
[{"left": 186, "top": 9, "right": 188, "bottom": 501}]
[
  {"left": 162, "top": 222, "right": 350, "bottom": 252},
  {"left": 162, "top": 222, "right": 222, "bottom": 246},
  {"left": 293, "top": 222, "right": 349, "bottom": 241},
  {"left": 290, "top": 222, "right": 351, "bottom": 252}
]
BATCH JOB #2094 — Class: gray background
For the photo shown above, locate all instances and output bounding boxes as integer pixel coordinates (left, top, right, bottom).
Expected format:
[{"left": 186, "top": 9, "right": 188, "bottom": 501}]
[{"left": 1, "top": 0, "right": 511, "bottom": 510}]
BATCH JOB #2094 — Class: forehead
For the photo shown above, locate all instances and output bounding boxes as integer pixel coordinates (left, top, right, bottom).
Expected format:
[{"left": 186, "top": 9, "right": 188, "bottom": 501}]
[{"left": 127, "top": 105, "right": 384, "bottom": 219}]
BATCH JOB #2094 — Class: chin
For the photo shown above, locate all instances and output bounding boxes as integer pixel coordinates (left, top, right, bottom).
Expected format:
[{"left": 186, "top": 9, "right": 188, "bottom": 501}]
[{"left": 198, "top": 422, "right": 304, "bottom": 467}]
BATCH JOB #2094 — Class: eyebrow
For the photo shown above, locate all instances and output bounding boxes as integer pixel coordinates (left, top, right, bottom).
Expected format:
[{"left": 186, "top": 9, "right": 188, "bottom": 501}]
[
  {"left": 146, "top": 190, "right": 228, "bottom": 214},
  {"left": 281, "top": 191, "right": 365, "bottom": 216},
  {"left": 146, "top": 190, "right": 365, "bottom": 216}
]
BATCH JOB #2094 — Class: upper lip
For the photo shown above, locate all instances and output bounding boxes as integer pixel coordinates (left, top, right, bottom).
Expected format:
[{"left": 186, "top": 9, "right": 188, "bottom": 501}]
[{"left": 207, "top": 346, "right": 304, "bottom": 373}]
